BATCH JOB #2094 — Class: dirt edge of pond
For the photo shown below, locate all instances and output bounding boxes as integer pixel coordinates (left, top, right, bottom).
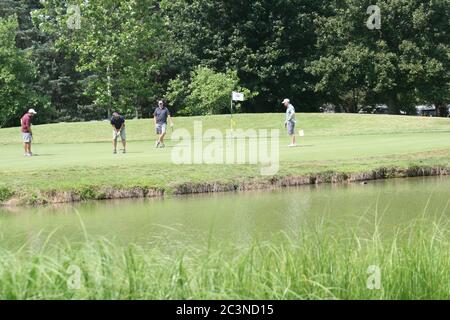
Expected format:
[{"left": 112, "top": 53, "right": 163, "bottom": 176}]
[{"left": 2, "top": 165, "right": 449, "bottom": 206}]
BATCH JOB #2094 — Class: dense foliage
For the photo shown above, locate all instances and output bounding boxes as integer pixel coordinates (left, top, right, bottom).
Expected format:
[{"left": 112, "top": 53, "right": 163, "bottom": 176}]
[
  {"left": 167, "top": 67, "right": 254, "bottom": 115},
  {"left": 0, "top": 15, "right": 42, "bottom": 127},
  {"left": 0, "top": 0, "right": 448, "bottom": 126}
]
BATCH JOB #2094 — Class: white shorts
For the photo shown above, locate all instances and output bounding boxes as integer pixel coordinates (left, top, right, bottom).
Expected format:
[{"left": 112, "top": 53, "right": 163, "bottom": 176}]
[{"left": 22, "top": 133, "right": 32, "bottom": 143}]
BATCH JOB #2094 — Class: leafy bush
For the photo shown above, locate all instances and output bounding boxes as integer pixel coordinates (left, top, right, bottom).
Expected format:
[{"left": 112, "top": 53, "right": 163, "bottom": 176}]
[
  {"left": 167, "top": 67, "right": 255, "bottom": 116},
  {"left": 78, "top": 186, "right": 98, "bottom": 200},
  {"left": 0, "top": 187, "right": 14, "bottom": 202},
  {"left": 165, "top": 76, "right": 191, "bottom": 114}
]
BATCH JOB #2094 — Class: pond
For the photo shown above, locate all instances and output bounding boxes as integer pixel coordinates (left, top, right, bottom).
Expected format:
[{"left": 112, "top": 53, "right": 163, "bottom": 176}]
[{"left": 1, "top": 176, "right": 450, "bottom": 252}]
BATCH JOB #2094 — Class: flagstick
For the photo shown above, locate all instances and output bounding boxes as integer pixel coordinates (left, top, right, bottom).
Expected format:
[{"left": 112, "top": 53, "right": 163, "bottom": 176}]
[
  {"left": 230, "top": 91, "right": 244, "bottom": 138},
  {"left": 230, "top": 95, "right": 234, "bottom": 137}
]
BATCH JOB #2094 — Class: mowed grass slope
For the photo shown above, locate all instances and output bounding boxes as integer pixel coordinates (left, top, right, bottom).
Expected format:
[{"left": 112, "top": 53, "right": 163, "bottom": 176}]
[
  {"left": 1, "top": 113, "right": 450, "bottom": 202},
  {"left": 2, "top": 113, "right": 450, "bottom": 144}
]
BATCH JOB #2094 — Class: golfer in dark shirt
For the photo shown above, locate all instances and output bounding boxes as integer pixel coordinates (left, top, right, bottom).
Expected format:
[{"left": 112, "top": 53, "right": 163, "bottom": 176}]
[
  {"left": 111, "top": 112, "right": 126, "bottom": 154},
  {"left": 153, "top": 100, "right": 174, "bottom": 148}
]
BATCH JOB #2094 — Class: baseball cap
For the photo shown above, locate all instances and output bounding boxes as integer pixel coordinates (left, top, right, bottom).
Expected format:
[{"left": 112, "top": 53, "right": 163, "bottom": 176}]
[
  {"left": 282, "top": 99, "right": 290, "bottom": 104},
  {"left": 28, "top": 109, "right": 37, "bottom": 114}
]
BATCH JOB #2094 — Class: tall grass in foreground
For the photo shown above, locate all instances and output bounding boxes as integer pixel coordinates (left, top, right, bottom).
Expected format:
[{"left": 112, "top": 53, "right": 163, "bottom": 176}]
[{"left": 0, "top": 220, "right": 449, "bottom": 300}]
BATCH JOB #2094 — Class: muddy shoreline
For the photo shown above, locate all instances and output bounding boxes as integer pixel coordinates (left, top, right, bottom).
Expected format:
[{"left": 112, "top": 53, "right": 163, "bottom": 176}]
[{"left": 2, "top": 166, "right": 449, "bottom": 207}]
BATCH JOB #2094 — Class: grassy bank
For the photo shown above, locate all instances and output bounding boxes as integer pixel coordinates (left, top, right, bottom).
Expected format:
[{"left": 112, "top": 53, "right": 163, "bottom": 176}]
[
  {"left": 1, "top": 113, "right": 450, "bottom": 205},
  {"left": 0, "top": 220, "right": 448, "bottom": 300}
]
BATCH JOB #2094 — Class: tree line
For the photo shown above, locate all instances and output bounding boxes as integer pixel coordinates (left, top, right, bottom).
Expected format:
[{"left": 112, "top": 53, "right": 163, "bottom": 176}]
[{"left": 0, "top": 0, "right": 448, "bottom": 127}]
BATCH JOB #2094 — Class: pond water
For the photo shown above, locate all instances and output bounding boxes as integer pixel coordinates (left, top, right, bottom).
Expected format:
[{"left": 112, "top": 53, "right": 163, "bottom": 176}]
[{"left": 1, "top": 177, "right": 449, "bottom": 251}]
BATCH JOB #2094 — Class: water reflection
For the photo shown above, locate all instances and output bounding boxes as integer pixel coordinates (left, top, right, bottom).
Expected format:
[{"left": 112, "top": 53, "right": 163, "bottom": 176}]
[{"left": 0, "top": 176, "right": 449, "bottom": 251}]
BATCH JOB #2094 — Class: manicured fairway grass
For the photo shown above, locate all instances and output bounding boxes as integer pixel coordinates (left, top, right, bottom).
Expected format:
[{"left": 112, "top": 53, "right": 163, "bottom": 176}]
[
  {"left": 1, "top": 113, "right": 450, "bottom": 203},
  {"left": 1, "top": 114, "right": 450, "bottom": 300}
]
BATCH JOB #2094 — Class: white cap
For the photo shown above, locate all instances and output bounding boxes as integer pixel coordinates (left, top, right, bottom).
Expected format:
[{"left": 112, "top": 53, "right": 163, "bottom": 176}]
[
  {"left": 282, "top": 99, "right": 290, "bottom": 104},
  {"left": 28, "top": 109, "right": 37, "bottom": 114}
]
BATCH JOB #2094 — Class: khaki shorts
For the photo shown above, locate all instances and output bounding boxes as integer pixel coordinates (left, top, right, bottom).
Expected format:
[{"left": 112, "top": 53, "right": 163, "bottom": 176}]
[
  {"left": 22, "top": 133, "right": 32, "bottom": 143},
  {"left": 113, "top": 128, "right": 126, "bottom": 140},
  {"left": 156, "top": 123, "right": 167, "bottom": 135}
]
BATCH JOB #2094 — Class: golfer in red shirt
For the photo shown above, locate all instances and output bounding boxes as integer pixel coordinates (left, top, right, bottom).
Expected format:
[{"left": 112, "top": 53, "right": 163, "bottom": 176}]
[{"left": 20, "top": 109, "right": 37, "bottom": 157}]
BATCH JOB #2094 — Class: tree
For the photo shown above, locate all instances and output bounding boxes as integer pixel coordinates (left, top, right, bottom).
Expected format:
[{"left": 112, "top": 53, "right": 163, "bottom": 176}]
[
  {"left": 0, "top": 15, "right": 41, "bottom": 127},
  {"left": 161, "top": 0, "right": 326, "bottom": 113},
  {"left": 398, "top": 0, "right": 449, "bottom": 116},
  {"left": 167, "top": 67, "right": 254, "bottom": 115},
  {"left": 1, "top": 0, "right": 91, "bottom": 123},
  {"left": 0, "top": 0, "right": 42, "bottom": 49},
  {"left": 308, "top": 0, "right": 449, "bottom": 115},
  {"left": 35, "top": 0, "right": 168, "bottom": 119}
]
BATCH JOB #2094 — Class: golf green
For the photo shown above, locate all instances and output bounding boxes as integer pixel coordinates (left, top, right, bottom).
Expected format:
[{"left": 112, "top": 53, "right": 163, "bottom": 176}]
[{"left": 1, "top": 113, "right": 450, "bottom": 204}]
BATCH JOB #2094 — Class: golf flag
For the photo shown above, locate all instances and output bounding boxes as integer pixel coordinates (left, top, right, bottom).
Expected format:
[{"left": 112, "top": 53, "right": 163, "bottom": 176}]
[
  {"left": 232, "top": 91, "right": 245, "bottom": 102},
  {"left": 230, "top": 92, "right": 243, "bottom": 133}
]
